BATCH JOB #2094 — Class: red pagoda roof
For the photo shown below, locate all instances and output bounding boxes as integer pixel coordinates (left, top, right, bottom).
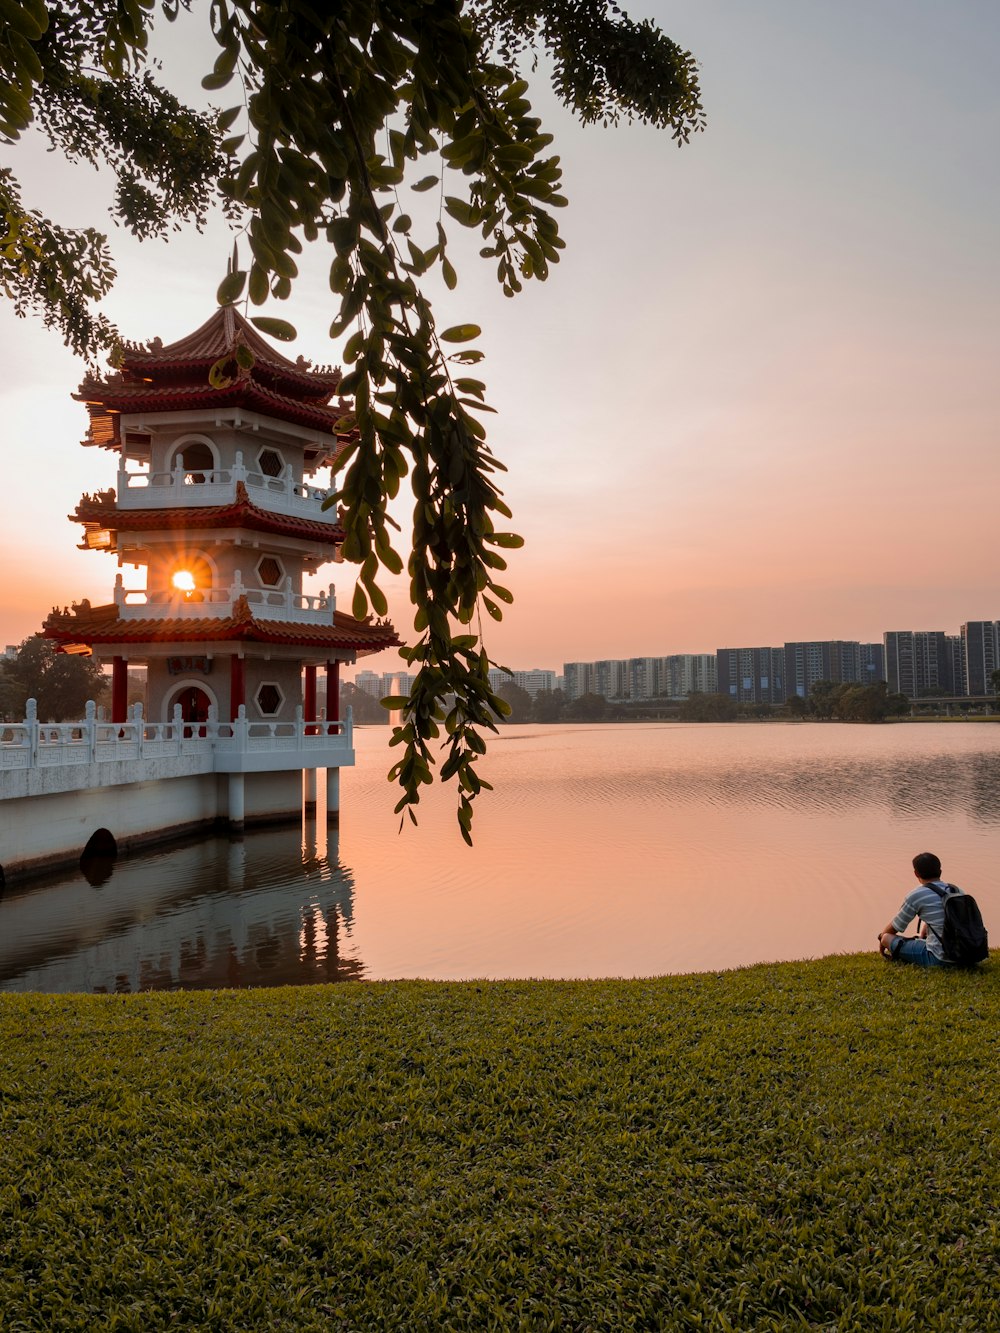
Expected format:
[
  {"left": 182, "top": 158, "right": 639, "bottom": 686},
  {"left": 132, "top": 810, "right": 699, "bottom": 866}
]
[
  {"left": 45, "top": 598, "right": 400, "bottom": 657},
  {"left": 120, "top": 305, "right": 341, "bottom": 397},
  {"left": 73, "top": 483, "right": 345, "bottom": 547},
  {"left": 77, "top": 306, "right": 355, "bottom": 457}
]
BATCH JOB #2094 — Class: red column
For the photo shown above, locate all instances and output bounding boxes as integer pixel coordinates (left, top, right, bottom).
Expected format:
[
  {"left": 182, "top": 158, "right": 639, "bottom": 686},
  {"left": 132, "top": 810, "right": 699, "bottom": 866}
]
[
  {"left": 112, "top": 656, "right": 127, "bottom": 724},
  {"left": 327, "top": 660, "right": 340, "bottom": 725},
  {"left": 230, "top": 654, "right": 245, "bottom": 721},
  {"left": 304, "top": 663, "right": 317, "bottom": 734}
]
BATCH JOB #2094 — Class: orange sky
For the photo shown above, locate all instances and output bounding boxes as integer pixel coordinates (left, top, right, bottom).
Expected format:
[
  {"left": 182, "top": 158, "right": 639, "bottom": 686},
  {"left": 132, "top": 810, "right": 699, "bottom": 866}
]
[{"left": 2, "top": 2, "right": 998, "bottom": 672}]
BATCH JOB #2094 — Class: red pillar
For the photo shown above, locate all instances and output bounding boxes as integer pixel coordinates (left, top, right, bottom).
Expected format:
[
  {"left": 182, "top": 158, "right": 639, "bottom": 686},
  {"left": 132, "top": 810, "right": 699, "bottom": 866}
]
[
  {"left": 230, "top": 654, "right": 245, "bottom": 721},
  {"left": 112, "top": 656, "right": 127, "bottom": 724},
  {"left": 304, "top": 663, "right": 317, "bottom": 734},
  {"left": 304, "top": 664, "right": 317, "bottom": 719},
  {"left": 327, "top": 660, "right": 340, "bottom": 725}
]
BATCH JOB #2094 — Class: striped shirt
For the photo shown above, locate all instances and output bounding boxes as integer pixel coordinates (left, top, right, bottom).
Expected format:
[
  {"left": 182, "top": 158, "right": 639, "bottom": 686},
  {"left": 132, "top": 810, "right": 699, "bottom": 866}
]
[{"left": 892, "top": 880, "right": 962, "bottom": 962}]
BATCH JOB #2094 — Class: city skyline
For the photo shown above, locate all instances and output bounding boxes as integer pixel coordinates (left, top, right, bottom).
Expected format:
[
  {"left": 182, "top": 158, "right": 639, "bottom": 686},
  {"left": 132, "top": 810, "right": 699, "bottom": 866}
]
[
  {"left": 351, "top": 614, "right": 997, "bottom": 681},
  {"left": 2, "top": 3, "right": 998, "bottom": 662},
  {"left": 353, "top": 618, "right": 1000, "bottom": 705}
]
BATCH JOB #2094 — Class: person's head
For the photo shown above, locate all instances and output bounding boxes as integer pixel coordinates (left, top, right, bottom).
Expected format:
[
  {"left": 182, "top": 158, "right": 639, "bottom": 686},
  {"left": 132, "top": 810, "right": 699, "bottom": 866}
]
[{"left": 913, "top": 851, "right": 942, "bottom": 881}]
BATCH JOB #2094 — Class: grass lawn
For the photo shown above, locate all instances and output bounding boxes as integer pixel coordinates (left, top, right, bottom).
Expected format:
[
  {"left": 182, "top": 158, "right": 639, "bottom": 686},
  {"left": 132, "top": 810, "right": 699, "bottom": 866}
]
[{"left": 1, "top": 956, "right": 998, "bottom": 1330}]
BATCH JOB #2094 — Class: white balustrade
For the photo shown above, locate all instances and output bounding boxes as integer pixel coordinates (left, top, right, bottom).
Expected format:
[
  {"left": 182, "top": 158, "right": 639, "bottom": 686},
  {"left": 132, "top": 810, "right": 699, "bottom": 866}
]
[
  {"left": 0, "top": 699, "right": 353, "bottom": 790},
  {"left": 115, "top": 451, "right": 338, "bottom": 524},
  {"left": 113, "top": 571, "right": 337, "bottom": 624}
]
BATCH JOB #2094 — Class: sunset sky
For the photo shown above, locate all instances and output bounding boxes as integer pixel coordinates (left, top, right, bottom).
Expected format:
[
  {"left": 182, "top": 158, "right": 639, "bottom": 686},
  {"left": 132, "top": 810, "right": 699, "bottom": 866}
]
[{"left": 1, "top": 1, "right": 998, "bottom": 673}]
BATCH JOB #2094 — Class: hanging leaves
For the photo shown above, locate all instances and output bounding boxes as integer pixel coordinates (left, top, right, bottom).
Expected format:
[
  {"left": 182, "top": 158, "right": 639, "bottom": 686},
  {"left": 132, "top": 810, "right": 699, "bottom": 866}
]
[{"left": 2, "top": 0, "right": 704, "bottom": 839}]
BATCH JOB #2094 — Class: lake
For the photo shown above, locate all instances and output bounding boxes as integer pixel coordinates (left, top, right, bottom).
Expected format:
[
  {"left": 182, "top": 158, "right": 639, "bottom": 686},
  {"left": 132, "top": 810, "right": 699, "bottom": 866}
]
[{"left": 2, "top": 722, "right": 999, "bottom": 992}]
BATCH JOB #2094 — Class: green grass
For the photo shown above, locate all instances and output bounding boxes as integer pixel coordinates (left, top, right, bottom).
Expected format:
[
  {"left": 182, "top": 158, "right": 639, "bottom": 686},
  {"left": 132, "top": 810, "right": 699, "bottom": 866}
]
[{"left": 2, "top": 958, "right": 999, "bottom": 1331}]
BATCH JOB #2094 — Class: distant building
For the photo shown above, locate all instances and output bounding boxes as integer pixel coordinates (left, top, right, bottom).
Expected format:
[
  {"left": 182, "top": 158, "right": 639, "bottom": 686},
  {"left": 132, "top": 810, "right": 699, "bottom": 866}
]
[
  {"left": 658, "top": 654, "right": 717, "bottom": 699},
  {"left": 716, "top": 646, "right": 785, "bottom": 705},
  {"left": 514, "top": 669, "right": 556, "bottom": 699},
  {"left": 354, "top": 669, "right": 385, "bottom": 698},
  {"left": 946, "top": 634, "right": 966, "bottom": 696},
  {"left": 859, "top": 642, "right": 885, "bottom": 686},
  {"left": 628, "top": 657, "right": 658, "bottom": 701},
  {"left": 783, "top": 640, "right": 886, "bottom": 699},
  {"left": 562, "top": 662, "right": 593, "bottom": 701},
  {"left": 883, "top": 631, "right": 951, "bottom": 698},
  {"left": 961, "top": 621, "right": 1000, "bottom": 695},
  {"left": 487, "top": 668, "right": 515, "bottom": 694},
  {"left": 594, "top": 659, "right": 627, "bottom": 700}
]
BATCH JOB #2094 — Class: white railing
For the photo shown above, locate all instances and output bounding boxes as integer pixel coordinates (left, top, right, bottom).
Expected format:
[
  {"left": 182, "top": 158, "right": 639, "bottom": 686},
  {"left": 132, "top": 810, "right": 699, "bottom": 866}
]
[
  {"left": 116, "top": 451, "right": 338, "bottom": 524},
  {"left": 113, "top": 571, "right": 337, "bottom": 624},
  {"left": 0, "top": 699, "right": 353, "bottom": 781}
]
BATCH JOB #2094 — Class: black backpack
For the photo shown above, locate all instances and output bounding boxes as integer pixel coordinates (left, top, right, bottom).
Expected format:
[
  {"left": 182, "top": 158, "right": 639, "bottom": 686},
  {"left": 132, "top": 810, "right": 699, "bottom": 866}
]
[{"left": 925, "top": 883, "right": 989, "bottom": 966}]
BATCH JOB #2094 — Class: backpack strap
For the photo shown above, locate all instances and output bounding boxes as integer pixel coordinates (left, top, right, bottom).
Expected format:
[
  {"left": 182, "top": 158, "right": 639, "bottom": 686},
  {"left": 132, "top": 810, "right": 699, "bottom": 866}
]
[{"left": 919, "top": 881, "right": 955, "bottom": 947}]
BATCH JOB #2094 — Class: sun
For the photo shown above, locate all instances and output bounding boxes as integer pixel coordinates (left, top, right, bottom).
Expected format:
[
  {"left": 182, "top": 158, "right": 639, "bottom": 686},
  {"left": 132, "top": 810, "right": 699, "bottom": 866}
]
[{"left": 171, "top": 569, "right": 196, "bottom": 593}]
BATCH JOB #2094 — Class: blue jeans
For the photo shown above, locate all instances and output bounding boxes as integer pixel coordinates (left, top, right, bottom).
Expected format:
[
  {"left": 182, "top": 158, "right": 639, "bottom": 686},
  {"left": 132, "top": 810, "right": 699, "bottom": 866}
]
[{"left": 889, "top": 936, "right": 947, "bottom": 967}]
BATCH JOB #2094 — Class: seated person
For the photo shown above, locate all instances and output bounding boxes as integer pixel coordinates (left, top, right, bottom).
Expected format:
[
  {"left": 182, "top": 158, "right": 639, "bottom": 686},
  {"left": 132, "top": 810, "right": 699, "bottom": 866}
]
[{"left": 878, "top": 851, "right": 959, "bottom": 967}]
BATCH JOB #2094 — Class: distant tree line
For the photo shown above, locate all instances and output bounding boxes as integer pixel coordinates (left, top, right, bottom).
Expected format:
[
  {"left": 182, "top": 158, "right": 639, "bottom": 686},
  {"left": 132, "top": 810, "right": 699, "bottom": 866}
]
[
  {"left": 344, "top": 678, "right": 916, "bottom": 728},
  {"left": 783, "top": 680, "right": 910, "bottom": 722}
]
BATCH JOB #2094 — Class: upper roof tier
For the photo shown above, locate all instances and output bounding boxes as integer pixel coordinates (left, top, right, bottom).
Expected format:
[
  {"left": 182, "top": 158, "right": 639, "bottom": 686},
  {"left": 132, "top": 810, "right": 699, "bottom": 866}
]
[
  {"left": 120, "top": 305, "right": 341, "bottom": 398},
  {"left": 77, "top": 306, "right": 354, "bottom": 459}
]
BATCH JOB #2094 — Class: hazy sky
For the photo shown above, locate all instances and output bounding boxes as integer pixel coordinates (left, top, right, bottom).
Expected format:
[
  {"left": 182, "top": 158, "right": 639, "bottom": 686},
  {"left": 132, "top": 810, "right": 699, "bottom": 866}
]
[{"left": 1, "top": 1, "right": 998, "bottom": 672}]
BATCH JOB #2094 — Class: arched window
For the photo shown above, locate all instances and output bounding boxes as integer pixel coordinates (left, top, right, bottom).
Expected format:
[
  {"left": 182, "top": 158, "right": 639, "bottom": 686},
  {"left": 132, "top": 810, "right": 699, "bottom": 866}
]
[{"left": 169, "top": 437, "right": 218, "bottom": 484}]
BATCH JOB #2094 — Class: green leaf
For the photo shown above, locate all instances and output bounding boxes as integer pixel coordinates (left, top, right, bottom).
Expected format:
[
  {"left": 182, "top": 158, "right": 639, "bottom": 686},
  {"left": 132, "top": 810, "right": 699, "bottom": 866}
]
[
  {"left": 411, "top": 175, "right": 439, "bottom": 192},
  {"left": 440, "top": 324, "right": 481, "bottom": 344},
  {"left": 444, "top": 196, "right": 478, "bottom": 226},
  {"left": 249, "top": 316, "right": 297, "bottom": 342},
  {"left": 201, "top": 70, "right": 234, "bottom": 91},
  {"left": 216, "top": 269, "right": 247, "bottom": 305}
]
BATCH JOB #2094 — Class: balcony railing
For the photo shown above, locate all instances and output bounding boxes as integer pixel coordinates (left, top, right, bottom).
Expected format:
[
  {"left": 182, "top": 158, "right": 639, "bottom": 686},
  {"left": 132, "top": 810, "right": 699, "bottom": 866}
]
[
  {"left": 113, "top": 571, "right": 337, "bottom": 624},
  {"left": 1, "top": 699, "right": 353, "bottom": 786},
  {"left": 116, "top": 451, "right": 339, "bottom": 524}
]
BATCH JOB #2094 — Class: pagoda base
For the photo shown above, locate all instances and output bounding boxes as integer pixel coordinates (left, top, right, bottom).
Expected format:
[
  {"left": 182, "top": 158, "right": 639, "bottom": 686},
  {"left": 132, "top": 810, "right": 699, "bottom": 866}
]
[{"left": 0, "top": 770, "right": 339, "bottom": 886}]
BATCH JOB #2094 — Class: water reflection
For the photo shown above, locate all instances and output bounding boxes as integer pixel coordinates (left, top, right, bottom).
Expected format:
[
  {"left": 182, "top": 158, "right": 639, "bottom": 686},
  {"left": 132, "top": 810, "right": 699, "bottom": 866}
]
[
  {"left": 4, "top": 723, "right": 1000, "bottom": 989},
  {"left": 550, "top": 737, "right": 1000, "bottom": 823},
  {"left": 0, "top": 815, "right": 363, "bottom": 994}
]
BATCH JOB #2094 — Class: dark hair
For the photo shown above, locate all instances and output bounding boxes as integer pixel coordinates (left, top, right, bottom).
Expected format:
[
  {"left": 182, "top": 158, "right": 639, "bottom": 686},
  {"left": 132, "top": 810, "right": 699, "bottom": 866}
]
[{"left": 913, "top": 851, "right": 942, "bottom": 880}]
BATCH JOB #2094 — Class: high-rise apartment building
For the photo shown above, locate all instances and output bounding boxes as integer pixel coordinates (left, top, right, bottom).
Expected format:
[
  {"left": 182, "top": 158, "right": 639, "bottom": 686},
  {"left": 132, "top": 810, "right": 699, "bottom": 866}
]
[
  {"left": 961, "top": 621, "right": 1000, "bottom": 695},
  {"left": 594, "top": 659, "right": 627, "bottom": 700},
  {"left": 716, "top": 647, "right": 785, "bottom": 704},
  {"left": 883, "top": 631, "right": 951, "bottom": 698},
  {"left": 628, "top": 657, "right": 658, "bottom": 700},
  {"left": 659, "top": 654, "right": 717, "bottom": 699},
  {"left": 514, "top": 669, "right": 557, "bottom": 699},
  {"left": 562, "top": 662, "right": 594, "bottom": 701},
  {"left": 783, "top": 640, "right": 887, "bottom": 698},
  {"left": 354, "top": 669, "right": 385, "bottom": 698},
  {"left": 946, "top": 635, "right": 966, "bottom": 696},
  {"left": 859, "top": 642, "right": 885, "bottom": 685}
]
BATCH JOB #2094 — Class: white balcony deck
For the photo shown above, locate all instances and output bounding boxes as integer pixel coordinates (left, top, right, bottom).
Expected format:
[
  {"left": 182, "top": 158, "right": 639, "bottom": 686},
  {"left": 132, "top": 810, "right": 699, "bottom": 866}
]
[
  {"left": 112, "top": 571, "right": 337, "bottom": 624},
  {"left": 116, "top": 452, "right": 338, "bottom": 524},
  {"left": 0, "top": 701, "right": 355, "bottom": 801}
]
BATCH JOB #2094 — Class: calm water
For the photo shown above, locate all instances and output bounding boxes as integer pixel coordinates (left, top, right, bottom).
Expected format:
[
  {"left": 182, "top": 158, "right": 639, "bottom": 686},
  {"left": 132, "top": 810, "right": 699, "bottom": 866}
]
[{"left": 3, "top": 723, "right": 1000, "bottom": 992}]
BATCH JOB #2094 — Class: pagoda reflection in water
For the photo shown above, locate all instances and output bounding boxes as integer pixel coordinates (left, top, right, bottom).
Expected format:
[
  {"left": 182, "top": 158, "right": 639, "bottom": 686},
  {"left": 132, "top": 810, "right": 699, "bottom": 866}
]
[{"left": 0, "top": 811, "right": 364, "bottom": 993}]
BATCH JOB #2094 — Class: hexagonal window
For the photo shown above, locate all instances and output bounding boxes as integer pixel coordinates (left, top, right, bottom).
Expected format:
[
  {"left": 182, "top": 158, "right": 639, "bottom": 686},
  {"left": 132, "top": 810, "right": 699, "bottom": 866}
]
[
  {"left": 256, "top": 683, "right": 283, "bottom": 716},
  {"left": 258, "top": 448, "right": 283, "bottom": 478},
  {"left": 257, "top": 556, "right": 283, "bottom": 587}
]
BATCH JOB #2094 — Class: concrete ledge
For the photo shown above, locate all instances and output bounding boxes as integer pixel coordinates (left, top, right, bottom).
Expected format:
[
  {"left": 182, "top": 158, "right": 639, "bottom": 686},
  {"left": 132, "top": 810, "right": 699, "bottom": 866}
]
[{"left": 0, "top": 803, "right": 320, "bottom": 887}]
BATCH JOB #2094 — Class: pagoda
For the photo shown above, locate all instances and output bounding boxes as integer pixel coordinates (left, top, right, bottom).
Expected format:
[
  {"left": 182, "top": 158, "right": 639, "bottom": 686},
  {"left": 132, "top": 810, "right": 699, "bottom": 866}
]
[{"left": 43, "top": 305, "right": 400, "bottom": 829}]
